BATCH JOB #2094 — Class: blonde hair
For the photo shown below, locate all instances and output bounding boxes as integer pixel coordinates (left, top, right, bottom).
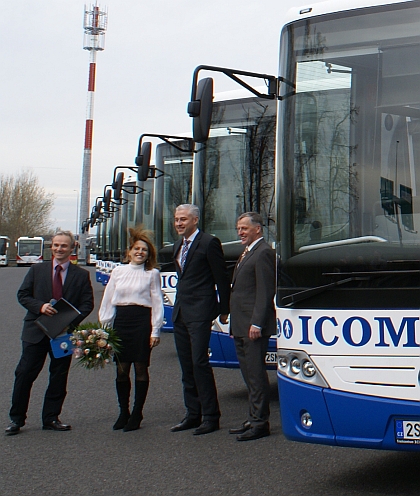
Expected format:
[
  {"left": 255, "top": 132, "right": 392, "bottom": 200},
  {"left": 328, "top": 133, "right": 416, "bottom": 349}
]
[{"left": 125, "top": 225, "right": 158, "bottom": 270}]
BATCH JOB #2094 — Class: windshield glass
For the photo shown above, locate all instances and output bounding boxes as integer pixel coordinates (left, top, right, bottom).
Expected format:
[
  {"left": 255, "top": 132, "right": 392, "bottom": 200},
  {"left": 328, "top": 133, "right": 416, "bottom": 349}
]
[
  {"left": 277, "top": 1, "right": 420, "bottom": 309},
  {"left": 155, "top": 140, "right": 193, "bottom": 250},
  {"left": 196, "top": 97, "right": 276, "bottom": 249},
  {"left": 18, "top": 240, "right": 42, "bottom": 257},
  {"left": 0, "top": 238, "right": 7, "bottom": 255}
]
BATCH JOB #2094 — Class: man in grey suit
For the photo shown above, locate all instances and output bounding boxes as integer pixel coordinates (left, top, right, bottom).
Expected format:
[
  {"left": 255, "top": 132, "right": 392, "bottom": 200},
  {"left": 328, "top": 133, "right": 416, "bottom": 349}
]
[
  {"left": 229, "top": 212, "right": 276, "bottom": 441},
  {"left": 5, "top": 231, "right": 94, "bottom": 435},
  {"left": 171, "top": 204, "right": 230, "bottom": 435}
]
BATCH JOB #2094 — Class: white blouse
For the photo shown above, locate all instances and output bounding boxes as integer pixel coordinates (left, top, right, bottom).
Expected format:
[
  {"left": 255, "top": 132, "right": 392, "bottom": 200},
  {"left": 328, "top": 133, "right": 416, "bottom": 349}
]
[{"left": 98, "top": 263, "right": 164, "bottom": 337}]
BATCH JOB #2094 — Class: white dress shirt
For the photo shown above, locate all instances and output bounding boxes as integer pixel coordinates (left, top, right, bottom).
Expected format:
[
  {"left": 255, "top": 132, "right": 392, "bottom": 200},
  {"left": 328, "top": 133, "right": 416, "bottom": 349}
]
[{"left": 99, "top": 263, "right": 164, "bottom": 337}]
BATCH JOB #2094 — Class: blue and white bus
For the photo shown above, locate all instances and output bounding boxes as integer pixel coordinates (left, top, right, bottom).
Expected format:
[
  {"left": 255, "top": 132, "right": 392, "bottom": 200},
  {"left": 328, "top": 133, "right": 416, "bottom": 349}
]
[
  {"left": 185, "top": 0, "right": 420, "bottom": 449},
  {"left": 274, "top": 0, "right": 420, "bottom": 451}
]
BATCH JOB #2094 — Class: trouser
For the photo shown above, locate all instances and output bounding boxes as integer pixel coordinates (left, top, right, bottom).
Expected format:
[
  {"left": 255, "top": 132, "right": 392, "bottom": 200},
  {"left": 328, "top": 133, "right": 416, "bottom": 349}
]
[
  {"left": 9, "top": 336, "right": 72, "bottom": 425},
  {"left": 173, "top": 316, "right": 220, "bottom": 422},
  {"left": 234, "top": 335, "right": 270, "bottom": 428}
]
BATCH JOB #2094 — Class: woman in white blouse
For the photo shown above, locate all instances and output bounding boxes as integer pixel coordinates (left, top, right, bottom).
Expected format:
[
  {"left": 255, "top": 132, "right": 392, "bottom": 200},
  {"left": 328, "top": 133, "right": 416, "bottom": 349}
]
[{"left": 99, "top": 227, "right": 163, "bottom": 432}]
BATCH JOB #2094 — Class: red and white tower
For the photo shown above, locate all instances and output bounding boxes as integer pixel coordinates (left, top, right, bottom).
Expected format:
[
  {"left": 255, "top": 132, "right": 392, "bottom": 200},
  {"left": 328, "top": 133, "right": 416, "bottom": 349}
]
[{"left": 79, "top": 3, "right": 107, "bottom": 260}]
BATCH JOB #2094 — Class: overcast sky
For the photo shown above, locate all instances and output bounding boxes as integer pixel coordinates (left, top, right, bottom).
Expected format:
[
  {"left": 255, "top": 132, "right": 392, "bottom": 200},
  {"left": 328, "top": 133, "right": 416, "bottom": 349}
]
[{"left": 1, "top": 0, "right": 291, "bottom": 233}]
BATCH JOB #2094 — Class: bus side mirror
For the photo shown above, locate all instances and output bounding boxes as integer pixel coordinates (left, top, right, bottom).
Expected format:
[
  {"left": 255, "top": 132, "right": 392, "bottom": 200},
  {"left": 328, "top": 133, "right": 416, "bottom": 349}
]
[
  {"left": 104, "top": 189, "right": 112, "bottom": 212},
  {"left": 188, "top": 77, "right": 213, "bottom": 143},
  {"left": 136, "top": 142, "right": 152, "bottom": 181},
  {"left": 112, "top": 172, "right": 124, "bottom": 201},
  {"left": 94, "top": 200, "right": 102, "bottom": 221}
]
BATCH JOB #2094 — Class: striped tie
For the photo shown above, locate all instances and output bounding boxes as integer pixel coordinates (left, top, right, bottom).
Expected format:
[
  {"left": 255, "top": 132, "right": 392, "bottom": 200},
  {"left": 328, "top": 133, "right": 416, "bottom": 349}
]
[
  {"left": 180, "top": 239, "right": 190, "bottom": 271},
  {"left": 237, "top": 246, "right": 249, "bottom": 267}
]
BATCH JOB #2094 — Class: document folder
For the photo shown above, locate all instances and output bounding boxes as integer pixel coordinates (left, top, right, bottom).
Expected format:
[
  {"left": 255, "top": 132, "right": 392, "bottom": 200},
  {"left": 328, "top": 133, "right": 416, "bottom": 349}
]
[{"left": 35, "top": 298, "right": 81, "bottom": 339}]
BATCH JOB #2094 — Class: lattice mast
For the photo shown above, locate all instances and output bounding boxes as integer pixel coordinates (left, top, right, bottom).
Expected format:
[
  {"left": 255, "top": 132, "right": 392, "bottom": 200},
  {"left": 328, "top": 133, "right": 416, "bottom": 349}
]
[{"left": 79, "top": 3, "right": 107, "bottom": 260}]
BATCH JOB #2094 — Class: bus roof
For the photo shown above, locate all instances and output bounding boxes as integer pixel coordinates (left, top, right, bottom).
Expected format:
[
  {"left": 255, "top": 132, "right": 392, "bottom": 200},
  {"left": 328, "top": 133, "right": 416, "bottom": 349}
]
[{"left": 283, "top": 0, "right": 414, "bottom": 25}]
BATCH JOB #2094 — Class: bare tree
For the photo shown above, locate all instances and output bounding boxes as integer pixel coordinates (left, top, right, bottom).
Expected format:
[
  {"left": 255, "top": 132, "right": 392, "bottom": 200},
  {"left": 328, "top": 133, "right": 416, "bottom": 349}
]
[{"left": 0, "top": 171, "right": 55, "bottom": 254}]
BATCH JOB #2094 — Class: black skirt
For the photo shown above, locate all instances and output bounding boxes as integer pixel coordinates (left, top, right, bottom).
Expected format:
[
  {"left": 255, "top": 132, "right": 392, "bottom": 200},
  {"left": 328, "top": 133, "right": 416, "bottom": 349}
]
[{"left": 114, "top": 305, "right": 152, "bottom": 364}]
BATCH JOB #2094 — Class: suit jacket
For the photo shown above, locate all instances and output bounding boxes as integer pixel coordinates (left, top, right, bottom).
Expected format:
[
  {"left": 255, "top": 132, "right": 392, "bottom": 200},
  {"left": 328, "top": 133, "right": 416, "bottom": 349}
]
[
  {"left": 17, "top": 261, "right": 94, "bottom": 344},
  {"left": 230, "top": 239, "right": 276, "bottom": 338},
  {"left": 172, "top": 231, "right": 230, "bottom": 323}
]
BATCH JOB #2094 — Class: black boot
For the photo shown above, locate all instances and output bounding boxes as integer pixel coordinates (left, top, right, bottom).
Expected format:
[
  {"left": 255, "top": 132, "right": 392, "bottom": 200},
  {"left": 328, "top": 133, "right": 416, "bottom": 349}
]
[
  {"left": 113, "top": 380, "right": 131, "bottom": 430},
  {"left": 123, "top": 381, "right": 149, "bottom": 432}
]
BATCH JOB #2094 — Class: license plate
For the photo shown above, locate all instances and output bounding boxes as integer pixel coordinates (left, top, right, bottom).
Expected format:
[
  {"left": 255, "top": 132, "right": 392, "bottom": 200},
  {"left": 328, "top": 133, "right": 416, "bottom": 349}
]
[
  {"left": 395, "top": 420, "right": 420, "bottom": 444},
  {"left": 265, "top": 352, "right": 277, "bottom": 364}
]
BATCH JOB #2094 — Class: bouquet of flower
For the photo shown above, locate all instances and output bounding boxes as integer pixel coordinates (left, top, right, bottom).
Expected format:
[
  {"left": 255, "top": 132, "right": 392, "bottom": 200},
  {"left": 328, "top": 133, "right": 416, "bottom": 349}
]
[{"left": 70, "top": 322, "right": 121, "bottom": 370}]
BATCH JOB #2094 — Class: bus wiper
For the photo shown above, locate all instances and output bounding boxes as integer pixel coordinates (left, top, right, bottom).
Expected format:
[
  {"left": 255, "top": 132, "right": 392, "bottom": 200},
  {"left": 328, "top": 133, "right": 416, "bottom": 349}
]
[{"left": 282, "top": 276, "right": 370, "bottom": 306}]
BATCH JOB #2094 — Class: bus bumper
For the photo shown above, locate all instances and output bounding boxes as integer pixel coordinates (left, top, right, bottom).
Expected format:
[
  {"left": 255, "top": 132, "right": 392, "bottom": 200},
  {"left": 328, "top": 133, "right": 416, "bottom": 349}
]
[{"left": 278, "top": 373, "right": 420, "bottom": 451}]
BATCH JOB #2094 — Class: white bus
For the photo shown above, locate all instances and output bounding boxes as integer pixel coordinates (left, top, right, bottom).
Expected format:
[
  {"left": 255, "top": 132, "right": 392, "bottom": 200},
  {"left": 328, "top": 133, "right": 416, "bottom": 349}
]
[
  {"left": 273, "top": 0, "right": 420, "bottom": 451},
  {"left": 0, "top": 236, "right": 10, "bottom": 266},
  {"left": 16, "top": 236, "right": 44, "bottom": 265},
  {"left": 185, "top": 0, "right": 420, "bottom": 451}
]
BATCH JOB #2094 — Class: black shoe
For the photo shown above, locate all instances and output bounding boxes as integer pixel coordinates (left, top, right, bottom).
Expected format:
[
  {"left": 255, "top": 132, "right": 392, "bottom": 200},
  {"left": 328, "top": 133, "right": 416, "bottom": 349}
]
[
  {"left": 236, "top": 425, "right": 270, "bottom": 441},
  {"left": 229, "top": 421, "right": 252, "bottom": 435},
  {"left": 5, "top": 421, "right": 21, "bottom": 436},
  {"left": 193, "top": 420, "right": 219, "bottom": 436},
  {"left": 170, "top": 417, "right": 201, "bottom": 432},
  {"left": 42, "top": 420, "right": 72, "bottom": 431},
  {"left": 113, "top": 411, "right": 130, "bottom": 430}
]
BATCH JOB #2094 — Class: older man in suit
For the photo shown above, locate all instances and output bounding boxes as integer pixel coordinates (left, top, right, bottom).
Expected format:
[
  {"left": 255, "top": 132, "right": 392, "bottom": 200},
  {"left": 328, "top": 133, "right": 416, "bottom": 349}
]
[
  {"left": 5, "top": 231, "right": 94, "bottom": 435},
  {"left": 229, "top": 212, "right": 276, "bottom": 441},
  {"left": 171, "top": 204, "right": 230, "bottom": 435}
]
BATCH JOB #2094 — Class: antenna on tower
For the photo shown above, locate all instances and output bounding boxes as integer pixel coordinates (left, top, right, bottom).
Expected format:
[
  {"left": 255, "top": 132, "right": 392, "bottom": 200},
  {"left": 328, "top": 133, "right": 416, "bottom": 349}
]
[{"left": 79, "top": 3, "right": 108, "bottom": 263}]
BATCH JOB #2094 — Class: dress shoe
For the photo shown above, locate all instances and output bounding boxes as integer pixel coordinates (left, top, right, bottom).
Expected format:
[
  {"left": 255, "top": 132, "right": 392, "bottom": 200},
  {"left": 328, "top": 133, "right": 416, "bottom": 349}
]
[
  {"left": 193, "top": 420, "right": 219, "bottom": 436},
  {"left": 236, "top": 425, "right": 270, "bottom": 441},
  {"left": 229, "top": 420, "right": 252, "bottom": 435},
  {"left": 170, "top": 417, "right": 201, "bottom": 432},
  {"left": 42, "top": 420, "right": 72, "bottom": 431},
  {"left": 5, "top": 421, "right": 21, "bottom": 436}
]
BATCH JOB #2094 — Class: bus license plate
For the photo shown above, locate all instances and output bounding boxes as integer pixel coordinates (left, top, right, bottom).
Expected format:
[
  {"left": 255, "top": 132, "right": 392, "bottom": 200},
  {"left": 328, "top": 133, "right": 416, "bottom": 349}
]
[
  {"left": 395, "top": 420, "right": 420, "bottom": 444},
  {"left": 265, "top": 352, "right": 277, "bottom": 364}
]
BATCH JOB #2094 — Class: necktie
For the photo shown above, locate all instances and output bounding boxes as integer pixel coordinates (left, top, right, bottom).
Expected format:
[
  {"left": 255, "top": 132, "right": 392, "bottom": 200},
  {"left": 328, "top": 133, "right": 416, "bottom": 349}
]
[
  {"left": 180, "top": 239, "right": 190, "bottom": 271},
  {"left": 237, "top": 246, "right": 249, "bottom": 267},
  {"left": 53, "top": 264, "right": 63, "bottom": 300}
]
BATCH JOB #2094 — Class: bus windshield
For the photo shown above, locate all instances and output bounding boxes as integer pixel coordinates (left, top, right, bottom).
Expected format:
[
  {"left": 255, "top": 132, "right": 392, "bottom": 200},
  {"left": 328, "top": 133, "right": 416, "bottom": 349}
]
[
  {"left": 197, "top": 97, "right": 276, "bottom": 246},
  {"left": 277, "top": 1, "right": 420, "bottom": 309},
  {"left": 0, "top": 237, "right": 8, "bottom": 256},
  {"left": 18, "top": 239, "right": 43, "bottom": 257}
]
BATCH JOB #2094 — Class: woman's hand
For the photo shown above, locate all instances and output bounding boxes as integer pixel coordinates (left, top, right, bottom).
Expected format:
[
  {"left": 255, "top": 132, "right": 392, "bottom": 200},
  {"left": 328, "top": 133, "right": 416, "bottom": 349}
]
[{"left": 150, "top": 337, "right": 160, "bottom": 348}]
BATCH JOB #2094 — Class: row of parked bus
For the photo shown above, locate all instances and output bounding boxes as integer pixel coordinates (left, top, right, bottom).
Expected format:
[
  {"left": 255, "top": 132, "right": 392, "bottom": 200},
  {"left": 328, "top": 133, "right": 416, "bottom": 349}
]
[
  {"left": 85, "top": 0, "right": 420, "bottom": 451},
  {"left": 0, "top": 236, "right": 97, "bottom": 266}
]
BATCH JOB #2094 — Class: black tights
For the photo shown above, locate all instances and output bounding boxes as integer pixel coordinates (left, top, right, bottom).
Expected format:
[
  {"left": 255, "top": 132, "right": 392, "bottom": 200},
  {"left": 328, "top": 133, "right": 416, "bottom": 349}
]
[{"left": 116, "top": 362, "right": 149, "bottom": 383}]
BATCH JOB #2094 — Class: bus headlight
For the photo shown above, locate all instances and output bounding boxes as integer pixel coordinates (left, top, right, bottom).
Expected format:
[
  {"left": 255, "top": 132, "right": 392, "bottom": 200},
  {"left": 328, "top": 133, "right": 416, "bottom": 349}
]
[
  {"left": 301, "top": 411, "right": 313, "bottom": 428},
  {"left": 302, "top": 360, "right": 316, "bottom": 377},
  {"left": 277, "top": 349, "right": 329, "bottom": 388},
  {"left": 290, "top": 357, "right": 301, "bottom": 374}
]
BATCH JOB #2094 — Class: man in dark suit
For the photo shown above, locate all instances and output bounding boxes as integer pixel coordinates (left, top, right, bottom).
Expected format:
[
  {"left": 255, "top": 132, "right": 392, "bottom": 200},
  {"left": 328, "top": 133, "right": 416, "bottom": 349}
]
[
  {"left": 229, "top": 212, "right": 276, "bottom": 441},
  {"left": 171, "top": 204, "right": 230, "bottom": 435},
  {"left": 5, "top": 231, "right": 94, "bottom": 435}
]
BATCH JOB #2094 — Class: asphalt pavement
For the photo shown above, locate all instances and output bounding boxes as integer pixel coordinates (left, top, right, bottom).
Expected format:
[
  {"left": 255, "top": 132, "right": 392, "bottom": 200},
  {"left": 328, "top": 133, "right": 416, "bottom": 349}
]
[{"left": 1, "top": 266, "right": 420, "bottom": 495}]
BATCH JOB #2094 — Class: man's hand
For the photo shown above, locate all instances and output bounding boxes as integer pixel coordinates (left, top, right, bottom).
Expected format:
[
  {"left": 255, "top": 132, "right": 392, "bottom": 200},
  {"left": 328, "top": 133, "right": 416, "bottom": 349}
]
[
  {"left": 219, "top": 314, "right": 229, "bottom": 325},
  {"left": 41, "top": 303, "right": 58, "bottom": 316},
  {"left": 249, "top": 325, "right": 262, "bottom": 341},
  {"left": 150, "top": 337, "right": 160, "bottom": 348}
]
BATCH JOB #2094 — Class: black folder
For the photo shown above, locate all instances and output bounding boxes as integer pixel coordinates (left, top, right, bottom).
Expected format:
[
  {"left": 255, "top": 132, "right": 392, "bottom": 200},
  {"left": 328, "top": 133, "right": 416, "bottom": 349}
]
[{"left": 35, "top": 298, "right": 81, "bottom": 339}]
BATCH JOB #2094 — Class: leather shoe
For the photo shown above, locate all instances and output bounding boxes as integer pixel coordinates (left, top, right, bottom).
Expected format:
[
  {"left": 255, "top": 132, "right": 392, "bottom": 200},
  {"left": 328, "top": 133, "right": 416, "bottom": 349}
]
[
  {"left": 170, "top": 417, "right": 201, "bottom": 432},
  {"left": 5, "top": 421, "right": 21, "bottom": 436},
  {"left": 229, "top": 420, "right": 252, "bottom": 435},
  {"left": 42, "top": 420, "right": 72, "bottom": 431},
  {"left": 236, "top": 425, "right": 270, "bottom": 441},
  {"left": 193, "top": 420, "right": 219, "bottom": 436}
]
